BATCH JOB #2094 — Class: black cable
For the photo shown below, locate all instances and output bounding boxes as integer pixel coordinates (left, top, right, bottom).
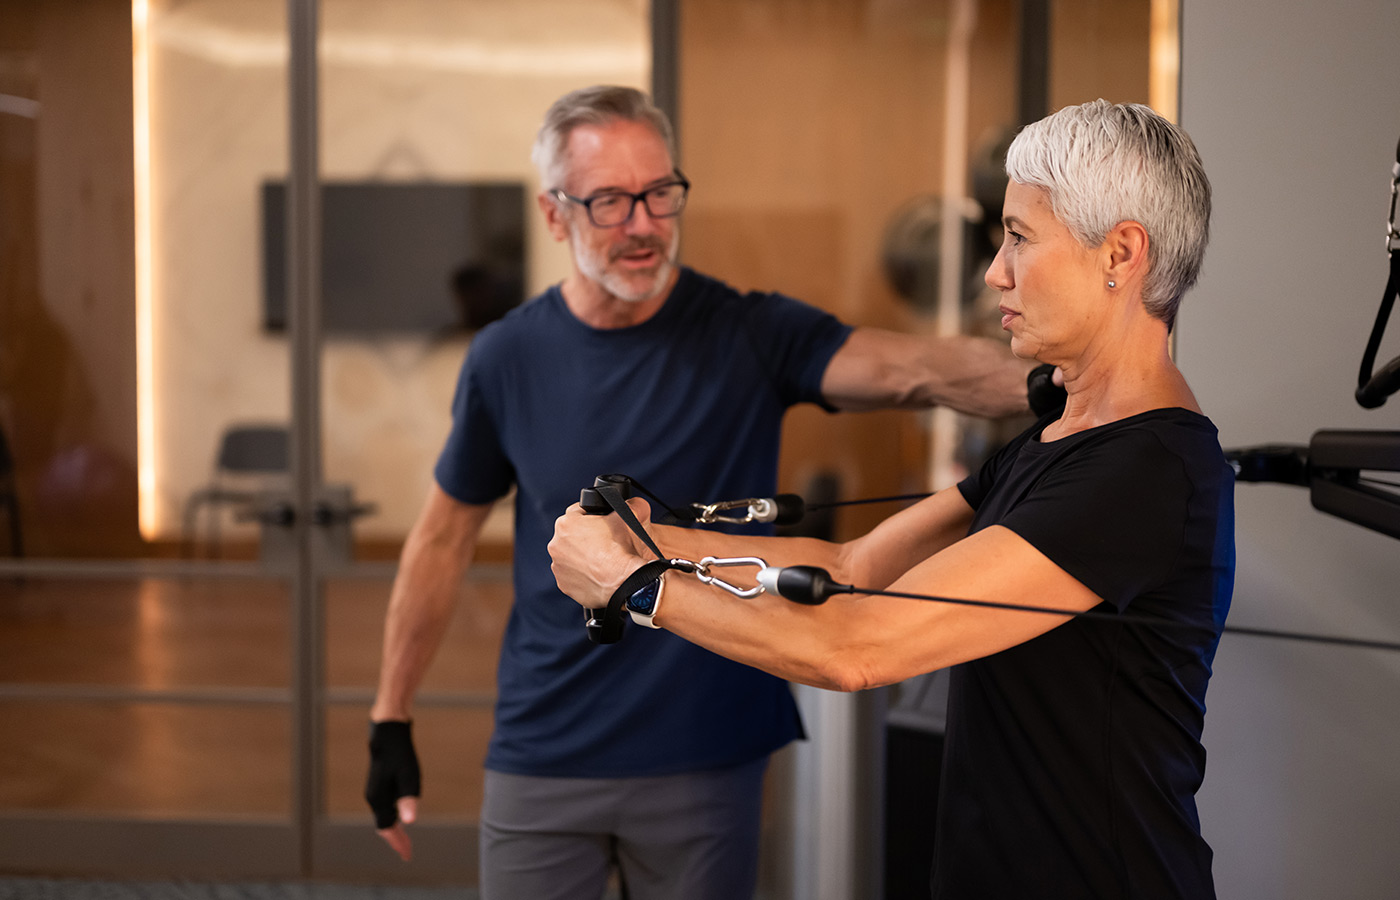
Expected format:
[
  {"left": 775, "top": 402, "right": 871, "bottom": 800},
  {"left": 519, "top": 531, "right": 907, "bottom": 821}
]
[
  {"left": 840, "top": 584, "right": 1194, "bottom": 630},
  {"left": 877, "top": 583, "right": 1400, "bottom": 652},
  {"left": 805, "top": 492, "right": 932, "bottom": 513},
  {"left": 765, "top": 566, "right": 1400, "bottom": 654},
  {"left": 610, "top": 474, "right": 692, "bottom": 522},
  {"left": 1216, "top": 622, "right": 1400, "bottom": 653},
  {"left": 593, "top": 477, "right": 1400, "bottom": 655},
  {"left": 865, "top": 585, "right": 1400, "bottom": 652}
]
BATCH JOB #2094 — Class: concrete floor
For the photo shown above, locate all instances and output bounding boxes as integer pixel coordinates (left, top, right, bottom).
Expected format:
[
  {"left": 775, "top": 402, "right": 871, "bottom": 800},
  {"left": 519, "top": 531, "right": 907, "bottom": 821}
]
[{"left": 0, "top": 881, "right": 474, "bottom": 900}]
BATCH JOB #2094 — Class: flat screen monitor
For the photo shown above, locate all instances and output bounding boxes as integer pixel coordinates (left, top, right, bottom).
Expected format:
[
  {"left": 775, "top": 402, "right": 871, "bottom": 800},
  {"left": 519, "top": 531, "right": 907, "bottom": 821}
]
[{"left": 262, "top": 180, "right": 526, "bottom": 335}]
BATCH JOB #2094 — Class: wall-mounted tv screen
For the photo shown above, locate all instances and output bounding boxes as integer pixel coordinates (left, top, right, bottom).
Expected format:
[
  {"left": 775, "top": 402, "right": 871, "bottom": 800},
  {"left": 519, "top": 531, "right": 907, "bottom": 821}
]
[{"left": 262, "top": 180, "right": 526, "bottom": 335}]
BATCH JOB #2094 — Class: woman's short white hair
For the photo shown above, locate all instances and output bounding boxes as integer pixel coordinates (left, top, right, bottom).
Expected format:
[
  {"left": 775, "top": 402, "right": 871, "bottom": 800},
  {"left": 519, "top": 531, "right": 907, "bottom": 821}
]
[
  {"left": 1005, "top": 99, "right": 1211, "bottom": 328},
  {"left": 531, "top": 85, "right": 675, "bottom": 193}
]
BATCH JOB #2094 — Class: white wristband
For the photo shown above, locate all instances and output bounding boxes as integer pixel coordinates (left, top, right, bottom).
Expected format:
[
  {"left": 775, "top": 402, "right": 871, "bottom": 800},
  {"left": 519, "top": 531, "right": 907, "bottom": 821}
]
[{"left": 626, "top": 569, "right": 666, "bottom": 629}]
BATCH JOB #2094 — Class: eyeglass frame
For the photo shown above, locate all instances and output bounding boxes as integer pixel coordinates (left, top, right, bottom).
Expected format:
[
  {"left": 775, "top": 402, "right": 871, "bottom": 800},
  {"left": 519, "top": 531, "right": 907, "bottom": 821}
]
[{"left": 549, "top": 171, "right": 691, "bottom": 228}]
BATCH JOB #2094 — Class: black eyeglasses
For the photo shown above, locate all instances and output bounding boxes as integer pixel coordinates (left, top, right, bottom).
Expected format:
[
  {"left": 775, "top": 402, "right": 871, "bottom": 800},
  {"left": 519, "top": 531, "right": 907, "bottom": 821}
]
[{"left": 551, "top": 171, "right": 690, "bottom": 228}]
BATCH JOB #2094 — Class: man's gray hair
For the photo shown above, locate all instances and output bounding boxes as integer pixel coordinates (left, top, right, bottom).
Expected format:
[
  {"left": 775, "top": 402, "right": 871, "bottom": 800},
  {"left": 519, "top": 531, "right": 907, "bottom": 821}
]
[
  {"left": 531, "top": 85, "right": 676, "bottom": 193},
  {"left": 1005, "top": 99, "right": 1211, "bottom": 328}
]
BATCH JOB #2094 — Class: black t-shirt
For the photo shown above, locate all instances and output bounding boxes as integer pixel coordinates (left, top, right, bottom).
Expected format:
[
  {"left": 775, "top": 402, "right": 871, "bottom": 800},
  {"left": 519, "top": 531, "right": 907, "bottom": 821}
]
[{"left": 935, "top": 408, "right": 1236, "bottom": 900}]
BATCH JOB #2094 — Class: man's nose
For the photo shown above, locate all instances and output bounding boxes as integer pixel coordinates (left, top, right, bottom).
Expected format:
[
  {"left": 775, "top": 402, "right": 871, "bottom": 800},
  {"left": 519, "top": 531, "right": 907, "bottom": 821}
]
[{"left": 622, "top": 198, "right": 660, "bottom": 236}]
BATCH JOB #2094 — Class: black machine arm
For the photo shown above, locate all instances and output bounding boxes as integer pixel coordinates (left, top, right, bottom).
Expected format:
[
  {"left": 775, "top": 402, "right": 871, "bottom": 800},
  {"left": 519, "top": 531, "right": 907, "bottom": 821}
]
[
  {"left": 1228, "top": 430, "right": 1400, "bottom": 541},
  {"left": 1231, "top": 137, "right": 1400, "bottom": 541}
]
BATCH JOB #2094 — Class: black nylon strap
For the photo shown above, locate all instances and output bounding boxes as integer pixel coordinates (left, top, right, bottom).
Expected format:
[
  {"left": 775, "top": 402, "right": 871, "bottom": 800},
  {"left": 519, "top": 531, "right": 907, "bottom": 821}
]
[
  {"left": 1355, "top": 252, "right": 1400, "bottom": 408},
  {"left": 585, "top": 481, "right": 678, "bottom": 643},
  {"left": 595, "top": 481, "right": 667, "bottom": 560},
  {"left": 589, "top": 559, "right": 682, "bottom": 643}
]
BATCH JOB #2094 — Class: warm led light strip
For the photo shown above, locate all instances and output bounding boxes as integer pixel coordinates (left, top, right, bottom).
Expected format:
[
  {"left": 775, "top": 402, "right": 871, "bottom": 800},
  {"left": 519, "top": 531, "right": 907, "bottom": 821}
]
[
  {"left": 153, "top": 18, "right": 645, "bottom": 75},
  {"left": 133, "top": 0, "right": 157, "bottom": 539},
  {"left": 1149, "top": 0, "right": 1181, "bottom": 123}
]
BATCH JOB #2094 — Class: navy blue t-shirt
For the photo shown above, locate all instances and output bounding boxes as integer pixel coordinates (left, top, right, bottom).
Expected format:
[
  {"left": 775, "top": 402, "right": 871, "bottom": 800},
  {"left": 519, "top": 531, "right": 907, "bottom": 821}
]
[
  {"left": 936, "top": 408, "right": 1235, "bottom": 899},
  {"left": 435, "top": 267, "right": 852, "bottom": 777}
]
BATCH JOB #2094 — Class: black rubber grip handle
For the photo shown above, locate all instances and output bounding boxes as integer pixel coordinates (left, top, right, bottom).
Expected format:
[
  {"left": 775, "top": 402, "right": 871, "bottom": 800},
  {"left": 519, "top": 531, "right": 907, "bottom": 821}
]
[
  {"left": 580, "top": 473, "right": 632, "bottom": 513},
  {"left": 580, "top": 475, "right": 633, "bottom": 644}
]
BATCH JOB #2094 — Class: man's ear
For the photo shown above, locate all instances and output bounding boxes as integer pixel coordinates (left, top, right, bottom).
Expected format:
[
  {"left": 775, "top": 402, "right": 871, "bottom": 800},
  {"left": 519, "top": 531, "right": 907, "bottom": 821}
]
[
  {"left": 1104, "top": 219, "right": 1149, "bottom": 287},
  {"left": 538, "top": 191, "right": 570, "bottom": 243}
]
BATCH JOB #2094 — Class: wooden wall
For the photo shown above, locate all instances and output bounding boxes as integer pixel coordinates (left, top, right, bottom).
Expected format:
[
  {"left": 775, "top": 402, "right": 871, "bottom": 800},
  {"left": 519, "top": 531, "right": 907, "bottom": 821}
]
[
  {"left": 679, "top": 0, "right": 1151, "bottom": 539},
  {"left": 0, "top": 0, "right": 1153, "bottom": 557},
  {"left": 0, "top": 0, "right": 141, "bottom": 557}
]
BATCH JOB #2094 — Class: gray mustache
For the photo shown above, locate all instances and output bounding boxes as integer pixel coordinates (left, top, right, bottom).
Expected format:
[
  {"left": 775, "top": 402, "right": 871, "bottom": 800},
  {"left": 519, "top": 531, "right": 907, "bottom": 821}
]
[{"left": 609, "top": 239, "right": 668, "bottom": 262}]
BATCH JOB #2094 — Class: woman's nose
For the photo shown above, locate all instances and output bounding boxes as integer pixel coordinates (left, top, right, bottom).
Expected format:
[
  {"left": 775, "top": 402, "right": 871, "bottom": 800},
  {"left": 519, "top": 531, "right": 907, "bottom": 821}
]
[{"left": 985, "top": 243, "right": 1012, "bottom": 291}]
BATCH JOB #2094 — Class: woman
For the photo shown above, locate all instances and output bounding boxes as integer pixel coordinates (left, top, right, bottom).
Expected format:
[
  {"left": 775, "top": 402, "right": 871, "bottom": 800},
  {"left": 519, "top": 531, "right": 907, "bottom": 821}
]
[{"left": 549, "top": 99, "right": 1234, "bottom": 899}]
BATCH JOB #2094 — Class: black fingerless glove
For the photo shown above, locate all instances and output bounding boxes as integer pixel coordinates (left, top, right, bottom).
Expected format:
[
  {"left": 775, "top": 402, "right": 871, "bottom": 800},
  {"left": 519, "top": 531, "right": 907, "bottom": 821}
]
[
  {"left": 365, "top": 720, "right": 421, "bottom": 829},
  {"left": 1027, "top": 363, "right": 1067, "bottom": 417}
]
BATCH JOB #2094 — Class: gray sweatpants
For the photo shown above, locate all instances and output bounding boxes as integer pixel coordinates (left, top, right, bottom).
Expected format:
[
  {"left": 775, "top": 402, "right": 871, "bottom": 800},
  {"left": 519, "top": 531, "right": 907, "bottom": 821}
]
[{"left": 479, "top": 757, "right": 769, "bottom": 900}]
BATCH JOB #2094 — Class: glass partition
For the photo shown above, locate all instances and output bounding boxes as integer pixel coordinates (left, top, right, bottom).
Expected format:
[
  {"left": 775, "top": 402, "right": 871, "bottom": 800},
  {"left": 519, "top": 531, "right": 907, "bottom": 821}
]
[
  {"left": 0, "top": 0, "right": 305, "bottom": 878},
  {"left": 0, "top": 0, "right": 652, "bottom": 883}
]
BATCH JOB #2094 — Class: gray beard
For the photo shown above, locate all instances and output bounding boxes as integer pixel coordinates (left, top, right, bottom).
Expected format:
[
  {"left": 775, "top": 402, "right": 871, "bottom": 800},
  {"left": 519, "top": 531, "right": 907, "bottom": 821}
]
[{"left": 575, "top": 229, "right": 681, "bottom": 304}]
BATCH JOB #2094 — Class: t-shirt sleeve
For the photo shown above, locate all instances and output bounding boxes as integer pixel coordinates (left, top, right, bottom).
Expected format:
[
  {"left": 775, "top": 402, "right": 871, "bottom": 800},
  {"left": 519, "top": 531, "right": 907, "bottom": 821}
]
[
  {"left": 433, "top": 350, "right": 516, "bottom": 505},
  {"left": 739, "top": 292, "right": 853, "bottom": 409},
  {"left": 980, "top": 430, "right": 1193, "bottom": 611},
  {"left": 957, "top": 415, "right": 1048, "bottom": 509}
]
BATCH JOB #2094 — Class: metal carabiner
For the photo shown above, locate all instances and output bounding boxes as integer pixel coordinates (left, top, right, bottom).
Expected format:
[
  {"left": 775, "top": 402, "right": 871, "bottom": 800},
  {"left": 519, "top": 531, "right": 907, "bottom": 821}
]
[
  {"left": 1387, "top": 164, "right": 1399, "bottom": 253},
  {"left": 693, "top": 556, "right": 769, "bottom": 598},
  {"left": 690, "top": 498, "right": 777, "bottom": 525}
]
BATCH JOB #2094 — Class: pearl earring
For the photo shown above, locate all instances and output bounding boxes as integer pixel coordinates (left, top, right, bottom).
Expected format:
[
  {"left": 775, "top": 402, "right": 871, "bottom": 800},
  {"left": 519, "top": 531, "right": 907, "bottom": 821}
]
[{"left": 1107, "top": 280, "right": 1117, "bottom": 288}]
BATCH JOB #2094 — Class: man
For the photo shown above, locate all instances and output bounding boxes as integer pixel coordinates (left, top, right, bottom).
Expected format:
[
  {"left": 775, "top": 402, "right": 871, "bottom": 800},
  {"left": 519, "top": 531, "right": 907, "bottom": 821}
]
[{"left": 365, "top": 85, "right": 1031, "bottom": 899}]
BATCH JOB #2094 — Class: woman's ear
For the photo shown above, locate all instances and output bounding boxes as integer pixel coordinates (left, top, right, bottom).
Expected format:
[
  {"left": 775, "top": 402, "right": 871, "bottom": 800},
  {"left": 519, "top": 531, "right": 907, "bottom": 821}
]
[{"left": 1104, "top": 219, "right": 1150, "bottom": 287}]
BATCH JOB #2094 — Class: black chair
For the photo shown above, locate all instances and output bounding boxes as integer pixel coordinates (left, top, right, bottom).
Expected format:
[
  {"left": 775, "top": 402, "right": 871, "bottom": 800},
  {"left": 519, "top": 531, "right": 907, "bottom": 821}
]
[
  {"left": 0, "top": 423, "right": 22, "bottom": 557},
  {"left": 182, "top": 424, "right": 290, "bottom": 557}
]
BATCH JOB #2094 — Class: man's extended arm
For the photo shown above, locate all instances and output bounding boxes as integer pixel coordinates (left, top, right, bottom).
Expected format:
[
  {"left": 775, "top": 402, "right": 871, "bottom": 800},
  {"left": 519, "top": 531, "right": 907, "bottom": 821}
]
[
  {"left": 819, "top": 327, "right": 1034, "bottom": 417},
  {"left": 368, "top": 484, "right": 495, "bottom": 861}
]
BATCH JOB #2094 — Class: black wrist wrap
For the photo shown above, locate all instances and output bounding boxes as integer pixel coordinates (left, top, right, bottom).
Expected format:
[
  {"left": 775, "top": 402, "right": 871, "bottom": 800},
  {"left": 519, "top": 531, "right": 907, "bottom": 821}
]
[{"left": 365, "top": 719, "right": 420, "bottom": 829}]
